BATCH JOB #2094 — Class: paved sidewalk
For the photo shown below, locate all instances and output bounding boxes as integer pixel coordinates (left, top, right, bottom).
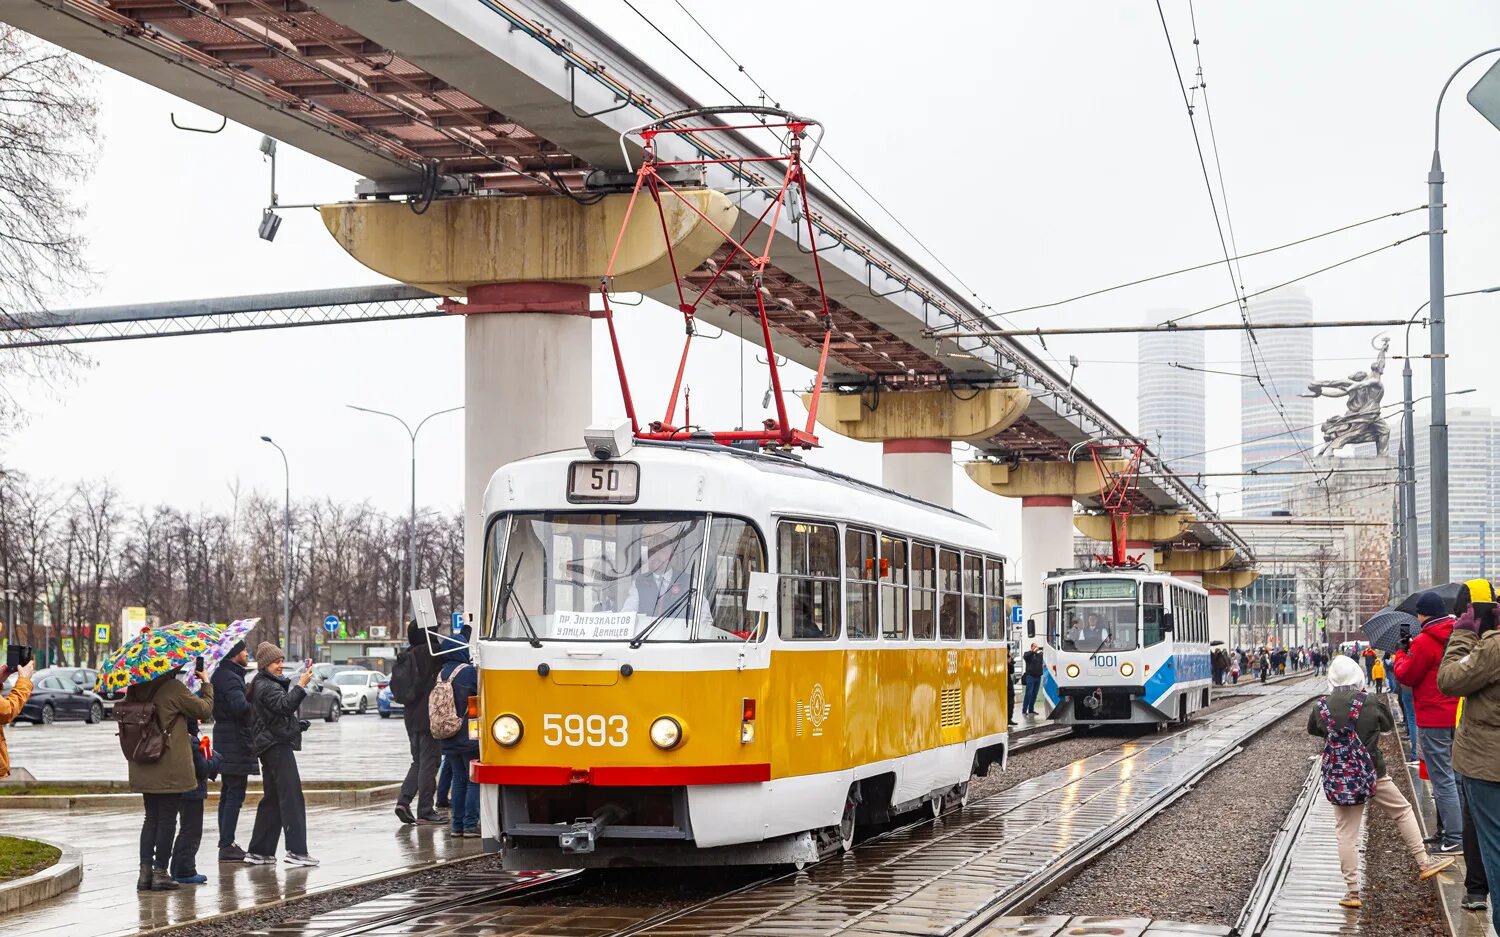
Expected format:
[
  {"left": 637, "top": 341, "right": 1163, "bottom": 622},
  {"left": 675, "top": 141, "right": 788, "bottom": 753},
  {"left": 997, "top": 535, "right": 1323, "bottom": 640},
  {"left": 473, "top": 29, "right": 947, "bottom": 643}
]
[{"left": 5, "top": 800, "right": 480, "bottom": 937}]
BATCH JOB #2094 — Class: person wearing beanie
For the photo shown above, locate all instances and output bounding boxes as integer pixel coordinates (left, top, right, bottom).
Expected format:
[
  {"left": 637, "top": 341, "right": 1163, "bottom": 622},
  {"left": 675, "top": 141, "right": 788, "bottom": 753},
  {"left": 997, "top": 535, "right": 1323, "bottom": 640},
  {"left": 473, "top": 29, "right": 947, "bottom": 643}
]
[
  {"left": 1393, "top": 589, "right": 1465, "bottom": 853},
  {"left": 1439, "top": 580, "right": 1500, "bottom": 922},
  {"left": 210, "top": 639, "right": 257, "bottom": 861},
  {"left": 245, "top": 642, "right": 318, "bottom": 867},
  {"left": 1311, "top": 654, "right": 1455, "bottom": 907}
]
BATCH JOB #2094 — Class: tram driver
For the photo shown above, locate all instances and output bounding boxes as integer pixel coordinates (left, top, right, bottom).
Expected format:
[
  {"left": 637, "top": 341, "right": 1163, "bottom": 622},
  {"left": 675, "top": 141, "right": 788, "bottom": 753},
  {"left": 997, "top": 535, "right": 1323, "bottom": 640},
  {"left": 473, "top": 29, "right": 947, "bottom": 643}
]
[
  {"left": 1065, "top": 612, "right": 1111, "bottom": 650},
  {"left": 620, "top": 527, "right": 697, "bottom": 618}
]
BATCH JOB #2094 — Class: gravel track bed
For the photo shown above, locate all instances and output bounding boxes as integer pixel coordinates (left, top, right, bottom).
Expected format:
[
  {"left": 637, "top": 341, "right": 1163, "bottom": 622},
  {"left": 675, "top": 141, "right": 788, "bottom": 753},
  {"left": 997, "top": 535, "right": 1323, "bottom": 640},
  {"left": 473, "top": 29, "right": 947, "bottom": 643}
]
[
  {"left": 1031, "top": 697, "right": 1318, "bottom": 925},
  {"left": 1358, "top": 731, "right": 1448, "bottom": 937}
]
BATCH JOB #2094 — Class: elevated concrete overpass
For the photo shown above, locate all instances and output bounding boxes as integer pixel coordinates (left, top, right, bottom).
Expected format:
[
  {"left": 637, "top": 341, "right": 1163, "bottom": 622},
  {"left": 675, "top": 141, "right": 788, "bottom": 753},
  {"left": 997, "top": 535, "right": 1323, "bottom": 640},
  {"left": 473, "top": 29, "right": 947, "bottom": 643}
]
[{"left": 2, "top": 0, "right": 1255, "bottom": 624}]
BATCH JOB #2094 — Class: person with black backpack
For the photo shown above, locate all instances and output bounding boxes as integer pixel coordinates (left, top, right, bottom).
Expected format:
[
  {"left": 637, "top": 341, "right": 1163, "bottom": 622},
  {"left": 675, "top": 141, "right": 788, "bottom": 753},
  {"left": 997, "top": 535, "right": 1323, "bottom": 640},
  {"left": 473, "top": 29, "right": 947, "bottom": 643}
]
[
  {"left": 1309, "top": 655, "right": 1454, "bottom": 909},
  {"left": 391, "top": 620, "right": 444, "bottom": 826},
  {"left": 120, "top": 662, "right": 214, "bottom": 892}
]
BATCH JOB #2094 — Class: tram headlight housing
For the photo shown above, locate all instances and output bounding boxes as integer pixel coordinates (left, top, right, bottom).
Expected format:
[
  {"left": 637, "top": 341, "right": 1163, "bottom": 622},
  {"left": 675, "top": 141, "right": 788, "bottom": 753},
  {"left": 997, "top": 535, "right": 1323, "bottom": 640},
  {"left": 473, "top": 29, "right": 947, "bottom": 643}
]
[
  {"left": 1120, "top": 662, "right": 1135, "bottom": 678},
  {"left": 1065, "top": 663, "right": 1080, "bottom": 679},
  {"left": 492, "top": 713, "right": 523, "bottom": 747},
  {"left": 650, "top": 716, "right": 683, "bottom": 750}
]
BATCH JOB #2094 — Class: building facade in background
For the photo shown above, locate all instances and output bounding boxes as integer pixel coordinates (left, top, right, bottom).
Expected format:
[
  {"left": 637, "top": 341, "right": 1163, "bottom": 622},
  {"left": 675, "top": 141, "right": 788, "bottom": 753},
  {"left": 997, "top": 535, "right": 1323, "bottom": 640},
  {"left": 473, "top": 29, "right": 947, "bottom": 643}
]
[
  {"left": 1139, "top": 324, "right": 1206, "bottom": 491},
  {"left": 1240, "top": 286, "right": 1315, "bottom": 515},
  {"left": 1415, "top": 405, "right": 1500, "bottom": 582}
]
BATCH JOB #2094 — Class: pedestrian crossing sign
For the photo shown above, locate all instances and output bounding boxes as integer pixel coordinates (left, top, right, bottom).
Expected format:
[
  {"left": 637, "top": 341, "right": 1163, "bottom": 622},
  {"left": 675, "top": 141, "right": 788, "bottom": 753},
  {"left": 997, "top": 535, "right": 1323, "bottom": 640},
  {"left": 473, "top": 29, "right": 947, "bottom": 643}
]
[
  {"left": 61, "top": 638, "right": 73, "bottom": 653},
  {"left": 94, "top": 624, "right": 109, "bottom": 644}
]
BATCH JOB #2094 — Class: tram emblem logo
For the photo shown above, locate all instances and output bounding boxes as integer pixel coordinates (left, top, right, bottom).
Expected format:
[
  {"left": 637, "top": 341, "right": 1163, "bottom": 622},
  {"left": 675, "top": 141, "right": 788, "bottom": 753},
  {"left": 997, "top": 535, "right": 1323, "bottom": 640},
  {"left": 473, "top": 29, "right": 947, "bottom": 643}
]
[{"left": 796, "top": 683, "right": 832, "bottom": 738}]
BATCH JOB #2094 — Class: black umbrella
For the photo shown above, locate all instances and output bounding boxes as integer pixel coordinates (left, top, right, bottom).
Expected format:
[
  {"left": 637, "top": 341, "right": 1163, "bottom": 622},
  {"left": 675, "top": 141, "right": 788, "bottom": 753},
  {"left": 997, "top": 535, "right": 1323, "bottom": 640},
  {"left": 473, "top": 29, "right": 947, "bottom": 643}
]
[
  {"left": 1361, "top": 607, "right": 1419, "bottom": 653},
  {"left": 1394, "top": 582, "right": 1468, "bottom": 617}
]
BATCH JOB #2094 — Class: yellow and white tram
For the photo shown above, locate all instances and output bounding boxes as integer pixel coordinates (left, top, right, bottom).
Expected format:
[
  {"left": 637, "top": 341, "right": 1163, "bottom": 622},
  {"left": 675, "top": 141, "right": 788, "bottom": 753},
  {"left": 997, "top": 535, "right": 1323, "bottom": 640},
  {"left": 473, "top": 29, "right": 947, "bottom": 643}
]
[{"left": 472, "top": 436, "right": 1010, "bottom": 868}]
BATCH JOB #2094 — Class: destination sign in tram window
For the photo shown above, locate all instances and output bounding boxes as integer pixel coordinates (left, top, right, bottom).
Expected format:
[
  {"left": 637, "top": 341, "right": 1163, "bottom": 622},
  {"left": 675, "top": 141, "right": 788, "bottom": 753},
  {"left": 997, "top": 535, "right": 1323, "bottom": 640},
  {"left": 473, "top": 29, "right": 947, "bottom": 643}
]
[
  {"left": 568, "top": 461, "right": 640, "bottom": 503},
  {"left": 1063, "top": 579, "right": 1138, "bottom": 601}
]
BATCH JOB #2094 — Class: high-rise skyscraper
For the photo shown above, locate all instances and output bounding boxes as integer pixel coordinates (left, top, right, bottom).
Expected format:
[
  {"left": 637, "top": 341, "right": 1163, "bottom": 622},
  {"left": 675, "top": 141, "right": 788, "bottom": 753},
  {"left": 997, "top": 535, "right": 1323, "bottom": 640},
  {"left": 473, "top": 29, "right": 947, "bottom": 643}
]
[
  {"left": 1414, "top": 405, "right": 1500, "bottom": 582},
  {"left": 1241, "top": 286, "right": 1316, "bottom": 515},
  {"left": 1138, "top": 325, "right": 1205, "bottom": 489}
]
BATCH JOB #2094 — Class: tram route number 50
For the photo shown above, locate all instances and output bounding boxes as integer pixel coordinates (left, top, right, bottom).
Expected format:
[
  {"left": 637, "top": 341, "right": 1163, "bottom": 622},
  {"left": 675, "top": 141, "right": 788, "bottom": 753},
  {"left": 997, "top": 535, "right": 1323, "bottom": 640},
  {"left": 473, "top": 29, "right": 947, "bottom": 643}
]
[
  {"left": 568, "top": 461, "right": 640, "bottom": 503},
  {"left": 543, "top": 714, "right": 628, "bottom": 747}
]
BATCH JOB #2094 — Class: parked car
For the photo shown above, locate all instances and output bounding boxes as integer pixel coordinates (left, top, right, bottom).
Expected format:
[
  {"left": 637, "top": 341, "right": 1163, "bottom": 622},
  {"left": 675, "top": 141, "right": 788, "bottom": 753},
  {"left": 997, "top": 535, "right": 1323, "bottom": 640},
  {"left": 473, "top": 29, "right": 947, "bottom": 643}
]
[
  {"left": 296, "top": 680, "right": 342, "bottom": 723},
  {"left": 377, "top": 686, "right": 404, "bottom": 719},
  {"left": 330, "top": 670, "right": 382, "bottom": 714},
  {"left": 5, "top": 670, "right": 106, "bottom": 724}
]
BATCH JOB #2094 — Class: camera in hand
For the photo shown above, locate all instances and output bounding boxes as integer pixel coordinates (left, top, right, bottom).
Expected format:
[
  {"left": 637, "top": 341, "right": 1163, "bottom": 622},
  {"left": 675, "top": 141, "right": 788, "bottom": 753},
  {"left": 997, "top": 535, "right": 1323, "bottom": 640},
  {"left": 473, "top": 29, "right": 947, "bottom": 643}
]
[{"left": 5, "top": 645, "right": 33, "bottom": 670}]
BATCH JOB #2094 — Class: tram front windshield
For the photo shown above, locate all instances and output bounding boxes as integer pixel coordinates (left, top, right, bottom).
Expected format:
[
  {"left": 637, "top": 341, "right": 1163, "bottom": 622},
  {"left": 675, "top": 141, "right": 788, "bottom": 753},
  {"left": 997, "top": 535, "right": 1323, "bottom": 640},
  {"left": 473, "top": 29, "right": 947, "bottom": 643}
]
[
  {"left": 1058, "top": 579, "right": 1139, "bottom": 653},
  {"left": 484, "top": 511, "right": 765, "bottom": 642}
]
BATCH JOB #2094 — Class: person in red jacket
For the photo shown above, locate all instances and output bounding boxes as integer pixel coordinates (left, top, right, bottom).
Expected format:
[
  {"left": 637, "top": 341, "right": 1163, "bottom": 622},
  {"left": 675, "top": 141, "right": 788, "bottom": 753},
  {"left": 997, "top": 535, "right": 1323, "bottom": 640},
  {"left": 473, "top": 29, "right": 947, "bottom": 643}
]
[{"left": 1393, "top": 590, "right": 1464, "bottom": 853}]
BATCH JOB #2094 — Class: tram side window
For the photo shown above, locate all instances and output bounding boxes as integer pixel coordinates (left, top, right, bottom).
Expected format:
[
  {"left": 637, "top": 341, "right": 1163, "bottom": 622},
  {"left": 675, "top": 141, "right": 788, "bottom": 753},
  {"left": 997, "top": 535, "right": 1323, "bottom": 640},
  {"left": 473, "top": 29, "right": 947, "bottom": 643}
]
[
  {"left": 984, "top": 557, "right": 1005, "bottom": 640},
  {"left": 703, "top": 517, "right": 767, "bottom": 640},
  {"left": 1142, "top": 581, "right": 1165, "bottom": 646},
  {"left": 938, "top": 548, "right": 962, "bottom": 641},
  {"left": 963, "top": 554, "right": 985, "bottom": 640},
  {"left": 880, "top": 534, "right": 909, "bottom": 640},
  {"left": 911, "top": 542, "right": 937, "bottom": 641},
  {"left": 1046, "top": 583, "right": 1060, "bottom": 646},
  {"left": 778, "top": 520, "right": 841, "bottom": 641},
  {"left": 846, "top": 528, "right": 878, "bottom": 641}
]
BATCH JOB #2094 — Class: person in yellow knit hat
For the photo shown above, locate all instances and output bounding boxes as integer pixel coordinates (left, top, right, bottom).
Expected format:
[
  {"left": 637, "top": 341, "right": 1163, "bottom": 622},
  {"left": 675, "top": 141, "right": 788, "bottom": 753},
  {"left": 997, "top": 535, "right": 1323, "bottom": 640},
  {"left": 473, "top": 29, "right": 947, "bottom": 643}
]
[{"left": 1439, "top": 579, "right": 1498, "bottom": 918}]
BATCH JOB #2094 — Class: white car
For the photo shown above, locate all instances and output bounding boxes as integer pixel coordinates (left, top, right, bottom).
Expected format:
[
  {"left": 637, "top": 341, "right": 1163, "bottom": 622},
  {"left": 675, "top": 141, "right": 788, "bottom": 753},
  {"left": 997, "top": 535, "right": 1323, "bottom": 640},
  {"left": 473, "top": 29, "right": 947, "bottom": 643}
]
[{"left": 330, "top": 670, "right": 383, "bottom": 714}]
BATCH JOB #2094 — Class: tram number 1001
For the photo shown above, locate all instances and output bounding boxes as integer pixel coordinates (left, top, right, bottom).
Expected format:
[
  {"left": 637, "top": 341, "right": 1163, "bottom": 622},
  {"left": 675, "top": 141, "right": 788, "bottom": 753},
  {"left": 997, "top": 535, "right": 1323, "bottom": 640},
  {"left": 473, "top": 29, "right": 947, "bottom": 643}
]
[
  {"left": 1092, "top": 655, "right": 1118, "bottom": 669},
  {"left": 542, "top": 714, "right": 628, "bottom": 747}
]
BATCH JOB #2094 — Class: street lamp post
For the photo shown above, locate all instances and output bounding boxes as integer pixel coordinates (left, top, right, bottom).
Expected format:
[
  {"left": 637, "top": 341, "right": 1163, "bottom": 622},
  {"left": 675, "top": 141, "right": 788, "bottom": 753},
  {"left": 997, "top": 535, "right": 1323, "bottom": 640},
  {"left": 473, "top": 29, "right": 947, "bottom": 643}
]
[
  {"left": 1400, "top": 288, "right": 1498, "bottom": 590},
  {"left": 1427, "top": 48, "right": 1500, "bottom": 584},
  {"left": 347, "top": 405, "right": 462, "bottom": 627},
  {"left": 260, "top": 436, "right": 291, "bottom": 650}
]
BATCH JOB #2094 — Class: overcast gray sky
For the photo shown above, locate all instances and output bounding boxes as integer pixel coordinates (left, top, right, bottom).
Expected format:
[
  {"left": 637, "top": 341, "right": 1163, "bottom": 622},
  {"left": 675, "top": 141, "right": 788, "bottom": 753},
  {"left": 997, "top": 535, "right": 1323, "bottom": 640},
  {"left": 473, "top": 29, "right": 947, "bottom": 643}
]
[{"left": 5, "top": 0, "right": 1500, "bottom": 563}]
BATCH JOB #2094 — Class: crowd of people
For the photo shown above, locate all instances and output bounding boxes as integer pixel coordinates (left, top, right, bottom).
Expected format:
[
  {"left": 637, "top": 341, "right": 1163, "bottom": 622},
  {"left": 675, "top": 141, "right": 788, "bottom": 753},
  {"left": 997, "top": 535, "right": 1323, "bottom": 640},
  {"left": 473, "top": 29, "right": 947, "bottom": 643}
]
[
  {"left": 105, "top": 619, "right": 480, "bottom": 892},
  {"left": 1308, "top": 581, "right": 1500, "bottom": 929}
]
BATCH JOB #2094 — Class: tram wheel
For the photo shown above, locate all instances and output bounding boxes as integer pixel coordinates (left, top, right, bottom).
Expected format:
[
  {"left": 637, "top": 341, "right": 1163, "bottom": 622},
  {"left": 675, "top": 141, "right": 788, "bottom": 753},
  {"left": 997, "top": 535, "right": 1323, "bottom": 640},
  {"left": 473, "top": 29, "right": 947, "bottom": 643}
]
[{"left": 838, "top": 791, "right": 857, "bottom": 852}]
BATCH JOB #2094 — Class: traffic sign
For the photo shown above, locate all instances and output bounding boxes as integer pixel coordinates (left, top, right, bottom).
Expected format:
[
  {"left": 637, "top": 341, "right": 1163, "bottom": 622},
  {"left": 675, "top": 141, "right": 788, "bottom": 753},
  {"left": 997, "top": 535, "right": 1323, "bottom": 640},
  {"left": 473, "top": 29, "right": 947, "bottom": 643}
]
[
  {"left": 452, "top": 611, "right": 464, "bottom": 632},
  {"left": 323, "top": 615, "right": 340, "bottom": 634},
  {"left": 94, "top": 624, "right": 109, "bottom": 644},
  {"left": 1010, "top": 606, "right": 1024, "bottom": 626},
  {"left": 61, "top": 638, "right": 73, "bottom": 654}
]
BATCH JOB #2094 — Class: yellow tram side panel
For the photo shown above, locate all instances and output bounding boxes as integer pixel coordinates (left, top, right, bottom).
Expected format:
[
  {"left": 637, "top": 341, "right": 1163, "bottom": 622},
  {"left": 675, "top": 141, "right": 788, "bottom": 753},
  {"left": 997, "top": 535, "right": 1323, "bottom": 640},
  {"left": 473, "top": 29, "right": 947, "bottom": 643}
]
[{"left": 478, "top": 646, "right": 1008, "bottom": 779}]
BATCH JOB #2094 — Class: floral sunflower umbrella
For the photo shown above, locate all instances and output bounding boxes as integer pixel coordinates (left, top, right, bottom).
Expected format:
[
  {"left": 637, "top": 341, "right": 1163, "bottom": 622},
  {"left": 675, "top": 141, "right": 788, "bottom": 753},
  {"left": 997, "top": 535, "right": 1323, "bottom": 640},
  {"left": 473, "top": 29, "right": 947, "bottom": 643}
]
[{"left": 95, "top": 621, "right": 222, "bottom": 695}]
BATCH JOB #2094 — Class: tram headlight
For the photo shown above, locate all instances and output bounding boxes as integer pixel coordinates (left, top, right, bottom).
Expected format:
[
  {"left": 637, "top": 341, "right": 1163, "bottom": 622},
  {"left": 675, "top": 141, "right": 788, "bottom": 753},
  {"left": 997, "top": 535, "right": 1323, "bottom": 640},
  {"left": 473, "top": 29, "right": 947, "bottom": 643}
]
[
  {"left": 1065, "top": 663, "right": 1080, "bottom": 679},
  {"left": 1120, "top": 662, "right": 1135, "bottom": 678},
  {"left": 650, "top": 716, "right": 683, "bottom": 750},
  {"left": 491, "top": 713, "right": 523, "bottom": 747}
]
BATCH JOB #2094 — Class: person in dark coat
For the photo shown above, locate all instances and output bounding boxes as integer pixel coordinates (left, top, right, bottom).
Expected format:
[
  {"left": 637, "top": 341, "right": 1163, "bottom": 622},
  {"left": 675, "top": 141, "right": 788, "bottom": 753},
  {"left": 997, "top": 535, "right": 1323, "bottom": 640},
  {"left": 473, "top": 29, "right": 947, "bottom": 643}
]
[
  {"left": 169, "top": 717, "right": 220, "bottom": 884},
  {"left": 394, "top": 621, "right": 443, "bottom": 825},
  {"left": 1021, "top": 643, "right": 1044, "bottom": 716},
  {"left": 435, "top": 630, "right": 481, "bottom": 836},
  {"left": 210, "top": 641, "right": 257, "bottom": 861},
  {"left": 124, "top": 665, "right": 214, "bottom": 892},
  {"left": 245, "top": 642, "right": 318, "bottom": 866}
]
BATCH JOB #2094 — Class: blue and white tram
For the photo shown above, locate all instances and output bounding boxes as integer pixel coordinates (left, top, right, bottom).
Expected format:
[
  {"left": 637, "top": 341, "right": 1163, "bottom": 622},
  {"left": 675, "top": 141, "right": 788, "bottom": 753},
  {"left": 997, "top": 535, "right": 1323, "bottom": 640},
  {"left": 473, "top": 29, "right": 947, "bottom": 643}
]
[{"left": 1039, "top": 568, "right": 1212, "bottom": 726}]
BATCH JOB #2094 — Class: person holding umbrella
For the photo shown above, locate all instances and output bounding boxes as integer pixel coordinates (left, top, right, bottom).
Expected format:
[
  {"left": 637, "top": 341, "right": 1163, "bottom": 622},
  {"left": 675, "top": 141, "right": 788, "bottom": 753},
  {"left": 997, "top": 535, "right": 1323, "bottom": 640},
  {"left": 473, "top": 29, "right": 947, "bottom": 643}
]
[
  {"left": 108, "top": 627, "right": 217, "bottom": 893},
  {"left": 1439, "top": 580, "right": 1500, "bottom": 926},
  {"left": 1392, "top": 590, "right": 1464, "bottom": 854}
]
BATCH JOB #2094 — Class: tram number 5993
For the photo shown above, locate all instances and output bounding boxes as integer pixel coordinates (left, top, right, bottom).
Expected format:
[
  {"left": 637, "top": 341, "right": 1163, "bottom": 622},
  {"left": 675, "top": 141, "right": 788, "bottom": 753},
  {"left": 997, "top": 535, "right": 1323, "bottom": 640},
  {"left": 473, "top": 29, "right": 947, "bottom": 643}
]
[{"left": 542, "top": 714, "right": 628, "bottom": 747}]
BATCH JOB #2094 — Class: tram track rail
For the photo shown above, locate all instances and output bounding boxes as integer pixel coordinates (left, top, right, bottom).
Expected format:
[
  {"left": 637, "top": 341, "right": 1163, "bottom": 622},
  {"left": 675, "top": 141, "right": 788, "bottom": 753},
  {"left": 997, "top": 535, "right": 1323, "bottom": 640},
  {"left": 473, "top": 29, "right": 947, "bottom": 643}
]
[
  {"left": 1232, "top": 759, "right": 1323, "bottom": 937},
  {"left": 220, "top": 691, "right": 1316, "bottom": 937}
]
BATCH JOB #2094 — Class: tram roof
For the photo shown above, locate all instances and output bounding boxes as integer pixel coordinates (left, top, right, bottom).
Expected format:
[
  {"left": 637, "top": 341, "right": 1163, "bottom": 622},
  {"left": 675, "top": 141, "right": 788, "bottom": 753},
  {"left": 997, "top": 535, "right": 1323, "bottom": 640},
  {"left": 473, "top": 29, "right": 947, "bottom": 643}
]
[{"left": 487, "top": 439, "right": 1005, "bottom": 556}]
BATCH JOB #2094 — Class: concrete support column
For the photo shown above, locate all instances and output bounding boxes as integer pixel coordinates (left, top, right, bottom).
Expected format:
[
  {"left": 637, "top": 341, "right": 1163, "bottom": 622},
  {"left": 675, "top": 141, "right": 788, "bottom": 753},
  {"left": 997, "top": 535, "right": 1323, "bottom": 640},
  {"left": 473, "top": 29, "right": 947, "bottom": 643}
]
[
  {"left": 882, "top": 439, "right": 953, "bottom": 508},
  {"left": 1208, "top": 588, "right": 1231, "bottom": 645},
  {"left": 1020, "top": 496, "right": 1075, "bottom": 633},
  {"left": 1126, "top": 541, "right": 1156, "bottom": 571},
  {"left": 460, "top": 283, "right": 593, "bottom": 614}
]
